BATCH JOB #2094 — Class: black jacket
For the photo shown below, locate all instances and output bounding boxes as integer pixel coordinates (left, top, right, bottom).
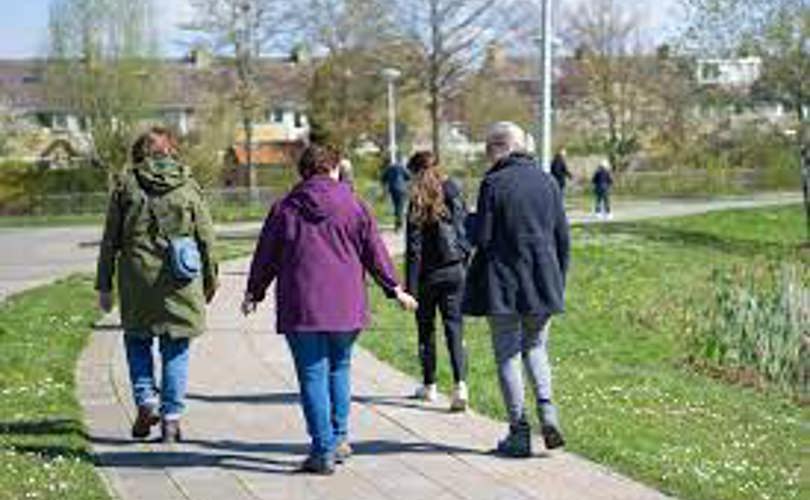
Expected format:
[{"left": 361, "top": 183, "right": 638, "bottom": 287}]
[
  {"left": 463, "top": 153, "right": 570, "bottom": 318},
  {"left": 592, "top": 166, "right": 613, "bottom": 192},
  {"left": 550, "top": 156, "right": 572, "bottom": 190},
  {"left": 405, "top": 179, "right": 470, "bottom": 293}
]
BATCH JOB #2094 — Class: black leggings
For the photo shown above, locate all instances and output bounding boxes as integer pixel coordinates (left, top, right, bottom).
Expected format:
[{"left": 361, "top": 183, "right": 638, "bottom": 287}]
[{"left": 416, "top": 274, "right": 466, "bottom": 385}]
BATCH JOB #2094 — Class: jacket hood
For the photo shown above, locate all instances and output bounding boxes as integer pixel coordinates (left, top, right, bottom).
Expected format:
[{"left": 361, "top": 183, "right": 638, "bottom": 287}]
[
  {"left": 286, "top": 176, "right": 347, "bottom": 223},
  {"left": 488, "top": 152, "right": 537, "bottom": 175},
  {"left": 134, "top": 157, "right": 190, "bottom": 195}
]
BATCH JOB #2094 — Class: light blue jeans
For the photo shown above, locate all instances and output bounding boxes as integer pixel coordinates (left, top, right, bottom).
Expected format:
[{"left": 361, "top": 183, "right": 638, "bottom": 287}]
[
  {"left": 488, "top": 315, "right": 553, "bottom": 425},
  {"left": 286, "top": 332, "right": 358, "bottom": 458},
  {"left": 124, "top": 331, "right": 190, "bottom": 419}
]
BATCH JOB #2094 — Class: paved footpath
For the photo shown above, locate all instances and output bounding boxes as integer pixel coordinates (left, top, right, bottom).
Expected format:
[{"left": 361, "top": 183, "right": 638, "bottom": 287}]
[
  {"left": 0, "top": 192, "right": 800, "bottom": 499},
  {"left": 79, "top": 257, "right": 671, "bottom": 500}
]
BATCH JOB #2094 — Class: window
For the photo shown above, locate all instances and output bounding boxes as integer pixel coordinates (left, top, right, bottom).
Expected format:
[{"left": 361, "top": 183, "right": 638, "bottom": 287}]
[
  {"left": 294, "top": 112, "right": 303, "bottom": 128},
  {"left": 273, "top": 109, "right": 284, "bottom": 123},
  {"left": 701, "top": 63, "right": 721, "bottom": 82}
]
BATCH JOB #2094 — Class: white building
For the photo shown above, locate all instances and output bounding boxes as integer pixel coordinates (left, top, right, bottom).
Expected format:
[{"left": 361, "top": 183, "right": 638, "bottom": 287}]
[{"left": 696, "top": 57, "right": 762, "bottom": 88}]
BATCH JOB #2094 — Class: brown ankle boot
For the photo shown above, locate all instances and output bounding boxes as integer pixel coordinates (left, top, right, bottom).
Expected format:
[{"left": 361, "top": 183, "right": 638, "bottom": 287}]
[
  {"left": 161, "top": 419, "right": 182, "bottom": 443},
  {"left": 131, "top": 405, "right": 159, "bottom": 439}
]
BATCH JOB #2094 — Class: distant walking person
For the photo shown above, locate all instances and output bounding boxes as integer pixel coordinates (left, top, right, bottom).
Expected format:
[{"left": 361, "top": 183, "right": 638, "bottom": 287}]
[
  {"left": 592, "top": 161, "right": 614, "bottom": 220},
  {"left": 96, "top": 127, "right": 219, "bottom": 443},
  {"left": 464, "top": 122, "right": 569, "bottom": 457},
  {"left": 381, "top": 157, "right": 412, "bottom": 231},
  {"left": 242, "top": 145, "right": 418, "bottom": 475},
  {"left": 550, "top": 148, "right": 573, "bottom": 193},
  {"left": 405, "top": 152, "right": 471, "bottom": 411}
]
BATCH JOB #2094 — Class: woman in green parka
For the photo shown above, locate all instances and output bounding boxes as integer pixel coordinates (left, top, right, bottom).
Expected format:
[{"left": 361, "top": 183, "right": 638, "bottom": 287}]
[{"left": 95, "top": 127, "right": 218, "bottom": 443}]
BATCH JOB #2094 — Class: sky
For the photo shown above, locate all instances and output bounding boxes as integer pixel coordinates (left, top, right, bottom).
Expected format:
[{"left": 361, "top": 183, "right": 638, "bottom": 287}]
[{"left": 0, "top": 0, "right": 684, "bottom": 59}]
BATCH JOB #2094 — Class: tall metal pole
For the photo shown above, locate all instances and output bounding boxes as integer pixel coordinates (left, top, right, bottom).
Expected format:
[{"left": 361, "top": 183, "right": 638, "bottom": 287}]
[
  {"left": 388, "top": 79, "right": 397, "bottom": 165},
  {"left": 382, "top": 68, "right": 401, "bottom": 165},
  {"left": 539, "top": 0, "right": 553, "bottom": 172}
]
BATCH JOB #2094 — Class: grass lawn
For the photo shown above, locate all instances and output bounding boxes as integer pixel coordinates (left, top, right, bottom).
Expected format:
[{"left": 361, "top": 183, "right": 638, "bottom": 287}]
[
  {"left": 0, "top": 275, "right": 109, "bottom": 500},
  {"left": 361, "top": 205, "right": 809, "bottom": 500}
]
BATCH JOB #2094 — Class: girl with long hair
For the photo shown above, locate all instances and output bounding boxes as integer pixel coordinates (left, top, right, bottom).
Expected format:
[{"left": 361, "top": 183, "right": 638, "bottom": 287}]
[{"left": 405, "top": 151, "right": 470, "bottom": 411}]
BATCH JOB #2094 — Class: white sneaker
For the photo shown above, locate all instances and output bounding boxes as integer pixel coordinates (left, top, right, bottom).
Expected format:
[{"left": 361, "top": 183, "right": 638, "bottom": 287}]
[
  {"left": 450, "top": 382, "right": 469, "bottom": 412},
  {"left": 605, "top": 212, "right": 614, "bottom": 221},
  {"left": 414, "top": 384, "right": 438, "bottom": 402}
]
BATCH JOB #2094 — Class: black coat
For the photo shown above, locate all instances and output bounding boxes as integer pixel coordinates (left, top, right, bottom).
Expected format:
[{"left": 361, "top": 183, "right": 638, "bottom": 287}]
[
  {"left": 550, "top": 156, "right": 572, "bottom": 190},
  {"left": 463, "top": 153, "right": 570, "bottom": 318},
  {"left": 405, "top": 179, "right": 470, "bottom": 293},
  {"left": 592, "top": 166, "right": 613, "bottom": 193}
]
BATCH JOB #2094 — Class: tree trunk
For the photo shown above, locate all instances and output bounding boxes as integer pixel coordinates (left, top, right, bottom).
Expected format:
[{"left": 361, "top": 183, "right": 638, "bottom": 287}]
[
  {"left": 430, "top": 85, "right": 441, "bottom": 161},
  {"left": 244, "top": 116, "right": 257, "bottom": 202},
  {"left": 429, "top": 0, "right": 441, "bottom": 161}
]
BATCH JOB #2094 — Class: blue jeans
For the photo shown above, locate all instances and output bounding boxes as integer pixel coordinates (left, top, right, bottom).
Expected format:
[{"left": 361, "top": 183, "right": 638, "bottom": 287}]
[
  {"left": 124, "top": 332, "right": 190, "bottom": 419},
  {"left": 286, "top": 332, "right": 358, "bottom": 457}
]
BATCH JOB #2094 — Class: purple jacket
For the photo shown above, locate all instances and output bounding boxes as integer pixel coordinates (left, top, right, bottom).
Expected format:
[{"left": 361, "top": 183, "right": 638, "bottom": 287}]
[{"left": 246, "top": 176, "right": 400, "bottom": 334}]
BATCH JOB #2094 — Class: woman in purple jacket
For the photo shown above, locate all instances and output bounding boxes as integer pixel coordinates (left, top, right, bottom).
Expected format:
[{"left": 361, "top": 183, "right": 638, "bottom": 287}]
[{"left": 242, "top": 145, "right": 417, "bottom": 475}]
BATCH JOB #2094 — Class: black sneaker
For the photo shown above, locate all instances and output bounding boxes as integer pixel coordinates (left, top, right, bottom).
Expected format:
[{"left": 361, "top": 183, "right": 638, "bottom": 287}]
[
  {"left": 540, "top": 404, "right": 565, "bottom": 450},
  {"left": 496, "top": 419, "right": 532, "bottom": 458},
  {"left": 299, "top": 454, "right": 336, "bottom": 475},
  {"left": 131, "top": 405, "right": 159, "bottom": 439}
]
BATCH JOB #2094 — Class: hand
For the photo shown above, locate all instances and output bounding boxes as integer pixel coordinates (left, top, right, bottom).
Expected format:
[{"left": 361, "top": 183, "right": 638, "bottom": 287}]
[
  {"left": 394, "top": 287, "right": 418, "bottom": 312},
  {"left": 241, "top": 292, "right": 258, "bottom": 317},
  {"left": 98, "top": 291, "right": 114, "bottom": 313},
  {"left": 205, "top": 286, "right": 217, "bottom": 304}
]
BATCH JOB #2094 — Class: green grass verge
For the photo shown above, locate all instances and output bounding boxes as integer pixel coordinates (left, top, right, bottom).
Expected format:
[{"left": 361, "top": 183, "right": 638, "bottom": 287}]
[
  {"left": 361, "top": 205, "right": 809, "bottom": 500},
  {"left": 0, "top": 275, "right": 109, "bottom": 500}
]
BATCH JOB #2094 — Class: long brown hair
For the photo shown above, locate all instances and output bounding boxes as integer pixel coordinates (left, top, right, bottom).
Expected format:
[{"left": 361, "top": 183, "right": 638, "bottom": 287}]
[{"left": 408, "top": 151, "right": 447, "bottom": 225}]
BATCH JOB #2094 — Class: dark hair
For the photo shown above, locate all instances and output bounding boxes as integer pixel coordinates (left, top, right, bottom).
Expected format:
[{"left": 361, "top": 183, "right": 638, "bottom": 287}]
[
  {"left": 298, "top": 145, "right": 339, "bottom": 179},
  {"left": 408, "top": 151, "right": 447, "bottom": 225},
  {"left": 130, "top": 126, "right": 179, "bottom": 164}
]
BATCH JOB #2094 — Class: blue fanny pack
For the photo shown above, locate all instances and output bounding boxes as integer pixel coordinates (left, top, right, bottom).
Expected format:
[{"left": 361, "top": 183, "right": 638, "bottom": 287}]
[
  {"left": 143, "top": 192, "right": 202, "bottom": 283},
  {"left": 168, "top": 236, "right": 202, "bottom": 282}
]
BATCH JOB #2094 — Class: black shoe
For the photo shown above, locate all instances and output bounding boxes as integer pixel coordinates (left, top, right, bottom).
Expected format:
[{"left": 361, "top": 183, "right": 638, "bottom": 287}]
[
  {"left": 496, "top": 419, "right": 532, "bottom": 458},
  {"left": 161, "top": 419, "right": 183, "bottom": 443},
  {"left": 539, "top": 404, "right": 565, "bottom": 450},
  {"left": 335, "top": 442, "right": 353, "bottom": 464},
  {"left": 299, "top": 454, "right": 336, "bottom": 475},
  {"left": 541, "top": 424, "right": 565, "bottom": 450},
  {"left": 131, "top": 405, "right": 159, "bottom": 439}
]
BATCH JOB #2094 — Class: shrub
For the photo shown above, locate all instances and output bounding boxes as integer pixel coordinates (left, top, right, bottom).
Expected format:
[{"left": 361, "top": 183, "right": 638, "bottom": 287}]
[{"left": 686, "top": 263, "right": 809, "bottom": 399}]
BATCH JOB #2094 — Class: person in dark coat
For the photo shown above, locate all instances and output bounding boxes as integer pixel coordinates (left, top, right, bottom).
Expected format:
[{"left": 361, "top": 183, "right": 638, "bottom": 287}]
[
  {"left": 405, "top": 151, "right": 470, "bottom": 411},
  {"left": 463, "top": 121, "right": 569, "bottom": 457},
  {"left": 592, "top": 161, "right": 614, "bottom": 219},
  {"left": 550, "top": 148, "right": 573, "bottom": 193},
  {"left": 381, "top": 158, "right": 412, "bottom": 231}
]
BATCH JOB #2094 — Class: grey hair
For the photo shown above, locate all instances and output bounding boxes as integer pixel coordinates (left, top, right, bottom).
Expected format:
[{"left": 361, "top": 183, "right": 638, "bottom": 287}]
[{"left": 485, "top": 121, "right": 534, "bottom": 161}]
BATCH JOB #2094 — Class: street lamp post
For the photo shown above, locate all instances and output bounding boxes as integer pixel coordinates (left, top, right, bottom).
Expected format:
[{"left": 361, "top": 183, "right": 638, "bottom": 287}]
[
  {"left": 381, "top": 68, "right": 402, "bottom": 166},
  {"left": 538, "top": 0, "right": 553, "bottom": 172}
]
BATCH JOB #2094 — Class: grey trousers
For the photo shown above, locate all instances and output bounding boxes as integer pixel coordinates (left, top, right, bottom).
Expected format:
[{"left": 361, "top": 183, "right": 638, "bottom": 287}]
[{"left": 489, "top": 315, "right": 553, "bottom": 425}]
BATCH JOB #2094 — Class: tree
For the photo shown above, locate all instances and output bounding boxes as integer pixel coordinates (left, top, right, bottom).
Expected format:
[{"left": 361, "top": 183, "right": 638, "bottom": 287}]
[
  {"left": 396, "top": 0, "right": 510, "bottom": 159},
  {"left": 47, "top": 0, "right": 160, "bottom": 173},
  {"left": 682, "top": 0, "right": 809, "bottom": 124},
  {"left": 185, "top": 0, "right": 293, "bottom": 198},
  {"left": 300, "top": 0, "right": 402, "bottom": 150},
  {"left": 562, "top": 0, "right": 654, "bottom": 171},
  {"left": 461, "top": 50, "right": 533, "bottom": 142},
  {"left": 683, "top": 0, "right": 809, "bottom": 232}
]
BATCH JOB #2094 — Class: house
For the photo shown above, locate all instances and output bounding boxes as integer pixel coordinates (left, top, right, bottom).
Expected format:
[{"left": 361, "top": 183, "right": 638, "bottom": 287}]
[
  {"left": 0, "top": 53, "right": 313, "bottom": 180},
  {"left": 222, "top": 117, "right": 309, "bottom": 187},
  {"left": 696, "top": 57, "right": 762, "bottom": 88}
]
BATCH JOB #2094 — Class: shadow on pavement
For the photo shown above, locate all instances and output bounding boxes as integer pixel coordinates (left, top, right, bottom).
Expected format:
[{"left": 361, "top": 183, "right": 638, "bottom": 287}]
[{"left": 187, "top": 391, "right": 454, "bottom": 416}]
